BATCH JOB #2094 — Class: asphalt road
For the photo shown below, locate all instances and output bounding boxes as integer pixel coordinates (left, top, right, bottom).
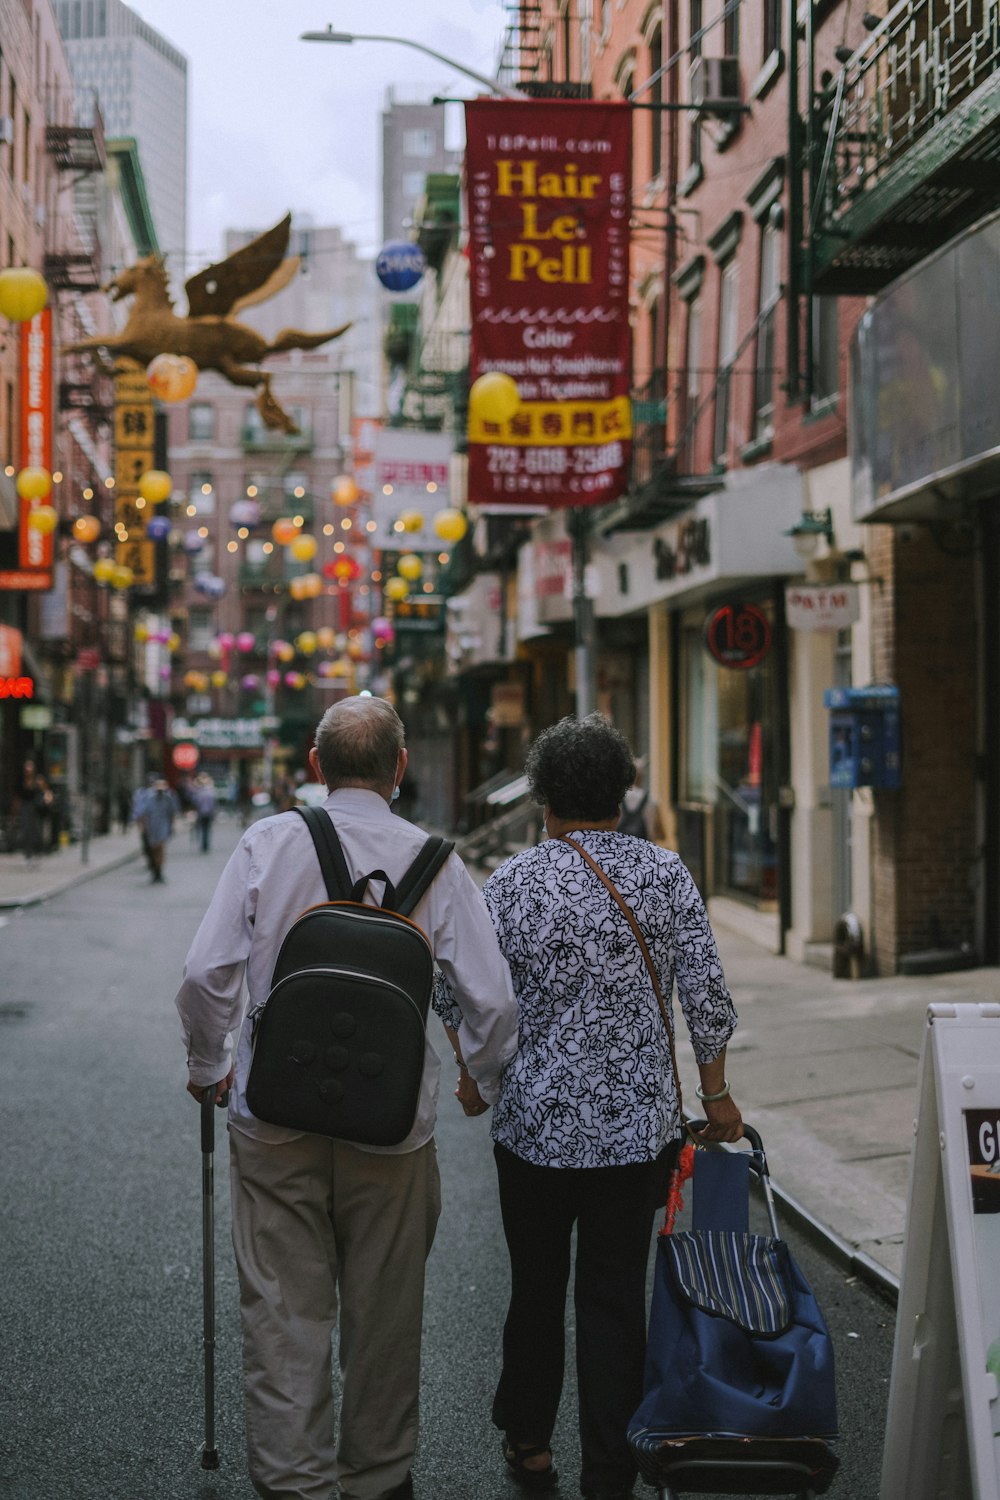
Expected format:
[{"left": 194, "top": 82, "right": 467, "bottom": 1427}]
[{"left": 0, "top": 823, "right": 895, "bottom": 1500}]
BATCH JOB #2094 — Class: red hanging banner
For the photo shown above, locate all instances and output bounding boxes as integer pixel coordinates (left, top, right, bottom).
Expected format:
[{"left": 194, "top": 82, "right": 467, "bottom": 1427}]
[
  {"left": 465, "top": 99, "right": 632, "bottom": 510},
  {"left": 18, "top": 308, "right": 54, "bottom": 580}
]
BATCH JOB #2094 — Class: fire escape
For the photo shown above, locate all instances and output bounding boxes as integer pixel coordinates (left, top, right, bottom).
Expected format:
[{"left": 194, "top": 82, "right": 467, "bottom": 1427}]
[
  {"left": 44, "top": 91, "right": 106, "bottom": 297},
  {"left": 497, "top": 2, "right": 593, "bottom": 98}
]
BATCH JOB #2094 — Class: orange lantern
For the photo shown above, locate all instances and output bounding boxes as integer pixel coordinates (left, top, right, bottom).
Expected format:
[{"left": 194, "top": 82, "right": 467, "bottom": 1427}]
[
  {"left": 316, "top": 626, "right": 336, "bottom": 651},
  {"left": 290, "top": 533, "right": 318, "bottom": 563},
  {"left": 16, "top": 467, "right": 51, "bottom": 501},
  {"left": 147, "top": 353, "right": 198, "bottom": 402},
  {"left": 0, "top": 267, "right": 48, "bottom": 323},
  {"left": 272, "top": 517, "right": 300, "bottom": 546},
  {"left": 73, "top": 515, "right": 101, "bottom": 544},
  {"left": 301, "top": 572, "right": 323, "bottom": 598},
  {"left": 138, "top": 469, "right": 173, "bottom": 504},
  {"left": 332, "top": 475, "right": 359, "bottom": 507}
]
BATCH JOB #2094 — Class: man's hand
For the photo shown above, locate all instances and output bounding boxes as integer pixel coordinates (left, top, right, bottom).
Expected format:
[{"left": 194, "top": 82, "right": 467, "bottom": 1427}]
[
  {"left": 187, "top": 1066, "right": 234, "bottom": 1106},
  {"left": 455, "top": 1070, "right": 489, "bottom": 1118}
]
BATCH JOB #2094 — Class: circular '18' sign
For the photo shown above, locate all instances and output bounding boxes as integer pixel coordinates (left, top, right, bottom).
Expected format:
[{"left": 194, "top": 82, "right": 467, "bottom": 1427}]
[
  {"left": 376, "top": 241, "right": 426, "bottom": 292},
  {"left": 704, "top": 602, "right": 772, "bottom": 669}
]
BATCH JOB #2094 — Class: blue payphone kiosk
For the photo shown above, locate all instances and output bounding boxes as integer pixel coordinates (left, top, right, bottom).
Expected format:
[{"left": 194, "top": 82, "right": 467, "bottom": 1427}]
[{"left": 823, "top": 684, "right": 901, "bottom": 790}]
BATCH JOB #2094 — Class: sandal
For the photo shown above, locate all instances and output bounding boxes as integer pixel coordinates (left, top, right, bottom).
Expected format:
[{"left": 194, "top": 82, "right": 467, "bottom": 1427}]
[{"left": 502, "top": 1436, "right": 559, "bottom": 1491}]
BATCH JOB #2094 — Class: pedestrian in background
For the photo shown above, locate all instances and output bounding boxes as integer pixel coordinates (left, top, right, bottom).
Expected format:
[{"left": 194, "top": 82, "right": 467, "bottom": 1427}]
[
  {"left": 617, "top": 757, "right": 665, "bottom": 841},
  {"left": 139, "top": 778, "right": 180, "bottom": 884},
  {"left": 447, "top": 714, "right": 741, "bottom": 1500},
  {"left": 175, "top": 695, "right": 519, "bottom": 1500},
  {"left": 17, "top": 759, "right": 44, "bottom": 865},
  {"left": 191, "top": 773, "right": 217, "bottom": 853}
]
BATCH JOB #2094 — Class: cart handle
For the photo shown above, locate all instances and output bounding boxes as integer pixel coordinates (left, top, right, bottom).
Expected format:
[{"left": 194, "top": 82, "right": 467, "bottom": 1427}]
[{"left": 686, "top": 1119, "right": 779, "bottom": 1238}]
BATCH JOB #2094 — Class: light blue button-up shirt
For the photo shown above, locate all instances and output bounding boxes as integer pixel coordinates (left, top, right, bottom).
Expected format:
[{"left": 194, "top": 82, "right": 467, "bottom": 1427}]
[{"left": 175, "top": 788, "right": 519, "bottom": 1153}]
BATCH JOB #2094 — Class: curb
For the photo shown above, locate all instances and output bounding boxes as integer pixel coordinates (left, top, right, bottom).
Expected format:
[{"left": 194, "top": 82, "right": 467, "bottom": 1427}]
[{"left": 0, "top": 847, "right": 143, "bottom": 909}]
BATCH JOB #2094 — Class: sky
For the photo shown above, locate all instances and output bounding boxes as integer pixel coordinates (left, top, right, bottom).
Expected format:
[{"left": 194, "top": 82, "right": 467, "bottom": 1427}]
[{"left": 126, "top": 0, "right": 509, "bottom": 275}]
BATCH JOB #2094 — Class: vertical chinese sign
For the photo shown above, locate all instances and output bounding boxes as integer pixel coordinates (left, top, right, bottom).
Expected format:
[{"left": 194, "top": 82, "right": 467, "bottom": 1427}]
[
  {"left": 18, "top": 308, "right": 54, "bottom": 587},
  {"left": 114, "top": 367, "right": 156, "bottom": 586},
  {"left": 465, "top": 99, "right": 632, "bottom": 510}
]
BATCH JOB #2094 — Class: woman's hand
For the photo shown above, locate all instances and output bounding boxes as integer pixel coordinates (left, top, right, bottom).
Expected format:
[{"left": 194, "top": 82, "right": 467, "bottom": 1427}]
[
  {"left": 691, "top": 1092, "right": 743, "bottom": 1144},
  {"left": 456, "top": 1071, "right": 489, "bottom": 1117}
]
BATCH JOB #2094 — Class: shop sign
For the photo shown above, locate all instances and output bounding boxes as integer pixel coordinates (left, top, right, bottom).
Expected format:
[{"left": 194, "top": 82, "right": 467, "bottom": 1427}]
[
  {"left": 171, "top": 716, "right": 264, "bottom": 749},
  {"left": 491, "top": 681, "right": 525, "bottom": 727},
  {"left": 785, "top": 582, "right": 859, "bottom": 632},
  {"left": 18, "top": 308, "right": 54, "bottom": 584},
  {"left": 375, "top": 240, "right": 426, "bottom": 292},
  {"left": 654, "top": 518, "right": 710, "bottom": 580},
  {"left": 0, "top": 675, "right": 34, "bottom": 698},
  {"left": 0, "top": 623, "right": 23, "bottom": 676},
  {"left": 113, "top": 367, "right": 156, "bottom": 587},
  {"left": 465, "top": 98, "right": 633, "bottom": 509},
  {"left": 534, "top": 538, "right": 573, "bottom": 599},
  {"left": 173, "top": 743, "right": 200, "bottom": 771},
  {"left": 704, "top": 602, "right": 772, "bottom": 669},
  {"left": 371, "top": 428, "right": 453, "bottom": 550},
  {"left": 20, "top": 704, "right": 51, "bottom": 729}
]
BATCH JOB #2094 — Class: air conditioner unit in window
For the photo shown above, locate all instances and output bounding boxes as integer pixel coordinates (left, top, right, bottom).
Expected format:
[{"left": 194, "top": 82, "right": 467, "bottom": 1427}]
[
  {"left": 0, "top": 116, "right": 13, "bottom": 145},
  {"left": 689, "top": 56, "right": 742, "bottom": 113}
]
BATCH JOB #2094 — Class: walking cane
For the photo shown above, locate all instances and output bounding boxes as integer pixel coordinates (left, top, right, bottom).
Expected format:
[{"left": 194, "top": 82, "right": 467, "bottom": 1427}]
[{"left": 200, "top": 1086, "right": 226, "bottom": 1470}]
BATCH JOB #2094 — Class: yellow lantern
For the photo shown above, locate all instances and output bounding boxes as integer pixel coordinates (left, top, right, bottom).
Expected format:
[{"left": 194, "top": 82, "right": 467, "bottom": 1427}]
[
  {"left": 302, "top": 572, "right": 323, "bottom": 598},
  {"left": 433, "top": 507, "right": 468, "bottom": 543},
  {"left": 146, "top": 353, "right": 198, "bottom": 402},
  {"left": 277, "top": 642, "right": 296, "bottom": 663},
  {"left": 27, "top": 505, "right": 58, "bottom": 534},
  {"left": 385, "top": 575, "right": 409, "bottom": 602},
  {"left": 134, "top": 623, "right": 150, "bottom": 643},
  {"left": 296, "top": 631, "right": 318, "bottom": 655},
  {"left": 0, "top": 267, "right": 48, "bottom": 323},
  {"left": 399, "top": 509, "right": 424, "bottom": 533},
  {"left": 289, "top": 576, "right": 307, "bottom": 601},
  {"left": 397, "top": 553, "right": 423, "bottom": 581},
  {"left": 272, "top": 517, "right": 300, "bottom": 546},
  {"left": 138, "top": 469, "right": 173, "bottom": 504},
  {"left": 16, "top": 467, "right": 51, "bottom": 501},
  {"left": 290, "top": 533, "right": 318, "bottom": 563},
  {"left": 316, "top": 626, "right": 336, "bottom": 651},
  {"left": 111, "top": 564, "right": 134, "bottom": 590},
  {"left": 469, "top": 371, "right": 520, "bottom": 424},
  {"left": 332, "top": 475, "right": 359, "bottom": 507},
  {"left": 168, "top": 633, "right": 182, "bottom": 652},
  {"left": 73, "top": 515, "right": 101, "bottom": 544},
  {"left": 93, "top": 557, "right": 116, "bottom": 583},
  {"left": 286, "top": 671, "right": 306, "bottom": 691},
  {"left": 211, "top": 670, "right": 228, "bottom": 689}
]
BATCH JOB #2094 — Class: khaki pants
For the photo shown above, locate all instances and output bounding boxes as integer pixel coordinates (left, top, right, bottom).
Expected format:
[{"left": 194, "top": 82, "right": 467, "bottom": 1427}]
[{"left": 229, "top": 1129, "right": 441, "bottom": 1500}]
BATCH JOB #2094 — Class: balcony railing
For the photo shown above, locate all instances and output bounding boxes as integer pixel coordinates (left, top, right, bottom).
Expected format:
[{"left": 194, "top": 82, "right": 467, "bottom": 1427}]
[
  {"left": 241, "top": 425, "right": 314, "bottom": 453},
  {"left": 811, "top": 0, "right": 1000, "bottom": 292}
]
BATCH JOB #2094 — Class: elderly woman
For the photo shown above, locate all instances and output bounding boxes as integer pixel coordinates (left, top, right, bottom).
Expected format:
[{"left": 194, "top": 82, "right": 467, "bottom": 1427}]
[{"left": 441, "top": 714, "right": 741, "bottom": 1500}]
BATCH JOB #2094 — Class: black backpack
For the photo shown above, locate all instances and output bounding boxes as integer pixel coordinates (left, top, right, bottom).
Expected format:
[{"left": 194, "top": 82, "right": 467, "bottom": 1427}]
[
  {"left": 618, "top": 789, "right": 649, "bottom": 838},
  {"left": 245, "top": 806, "right": 454, "bottom": 1146}
]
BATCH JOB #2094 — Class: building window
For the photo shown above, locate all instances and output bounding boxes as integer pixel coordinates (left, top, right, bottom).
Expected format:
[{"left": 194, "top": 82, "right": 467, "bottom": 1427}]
[
  {"left": 683, "top": 296, "right": 703, "bottom": 456},
  {"left": 189, "top": 471, "right": 215, "bottom": 515},
  {"left": 763, "top": 0, "right": 782, "bottom": 60},
  {"left": 188, "top": 608, "right": 213, "bottom": 652},
  {"left": 724, "top": 0, "right": 740, "bottom": 60},
  {"left": 753, "top": 224, "right": 781, "bottom": 441},
  {"left": 188, "top": 402, "right": 215, "bottom": 442},
  {"left": 812, "top": 297, "right": 839, "bottom": 406},
  {"left": 648, "top": 24, "right": 663, "bottom": 180},
  {"left": 403, "top": 170, "right": 426, "bottom": 200},
  {"left": 713, "top": 259, "right": 740, "bottom": 465},
  {"left": 402, "top": 128, "right": 436, "bottom": 157},
  {"left": 689, "top": 0, "right": 703, "bottom": 174}
]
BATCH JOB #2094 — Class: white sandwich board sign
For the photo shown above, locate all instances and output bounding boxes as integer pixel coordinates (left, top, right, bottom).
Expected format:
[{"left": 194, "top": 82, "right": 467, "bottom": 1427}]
[{"left": 880, "top": 1003, "right": 1000, "bottom": 1500}]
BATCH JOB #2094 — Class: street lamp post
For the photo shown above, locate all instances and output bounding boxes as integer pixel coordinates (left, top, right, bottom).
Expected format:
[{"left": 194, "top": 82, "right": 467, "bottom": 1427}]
[{"left": 300, "top": 28, "right": 526, "bottom": 100}]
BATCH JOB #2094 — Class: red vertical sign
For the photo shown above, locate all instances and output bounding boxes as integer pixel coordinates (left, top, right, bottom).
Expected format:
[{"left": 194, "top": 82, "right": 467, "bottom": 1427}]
[
  {"left": 19, "top": 307, "right": 54, "bottom": 579},
  {"left": 465, "top": 99, "right": 632, "bottom": 510}
]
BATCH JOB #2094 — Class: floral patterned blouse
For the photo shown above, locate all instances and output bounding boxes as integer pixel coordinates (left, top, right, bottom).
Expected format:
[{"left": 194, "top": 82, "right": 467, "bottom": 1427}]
[{"left": 435, "top": 830, "right": 737, "bottom": 1170}]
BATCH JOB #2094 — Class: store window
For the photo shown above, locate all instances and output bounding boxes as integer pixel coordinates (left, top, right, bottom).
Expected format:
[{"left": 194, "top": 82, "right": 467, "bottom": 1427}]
[{"left": 680, "top": 601, "right": 779, "bottom": 905}]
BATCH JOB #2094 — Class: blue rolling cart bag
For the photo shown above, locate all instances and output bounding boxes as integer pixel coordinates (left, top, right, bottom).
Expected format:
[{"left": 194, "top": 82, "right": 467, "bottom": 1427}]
[{"left": 628, "top": 1126, "right": 839, "bottom": 1498}]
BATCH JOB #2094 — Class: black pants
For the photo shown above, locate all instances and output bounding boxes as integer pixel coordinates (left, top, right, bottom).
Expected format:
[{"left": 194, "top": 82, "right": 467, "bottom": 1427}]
[{"left": 492, "top": 1142, "right": 670, "bottom": 1497}]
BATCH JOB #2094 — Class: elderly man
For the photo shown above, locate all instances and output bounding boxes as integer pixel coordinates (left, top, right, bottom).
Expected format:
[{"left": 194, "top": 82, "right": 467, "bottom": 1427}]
[{"left": 175, "top": 696, "right": 518, "bottom": 1500}]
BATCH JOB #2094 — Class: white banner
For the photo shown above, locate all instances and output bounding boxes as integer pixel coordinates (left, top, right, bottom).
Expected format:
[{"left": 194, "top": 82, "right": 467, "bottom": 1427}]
[{"left": 371, "top": 429, "right": 454, "bottom": 552}]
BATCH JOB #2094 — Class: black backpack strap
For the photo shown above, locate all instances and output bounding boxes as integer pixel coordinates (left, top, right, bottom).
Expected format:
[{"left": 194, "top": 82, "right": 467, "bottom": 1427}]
[
  {"left": 394, "top": 836, "right": 455, "bottom": 917},
  {"left": 293, "top": 805, "right": 353, "bottom": 901}
]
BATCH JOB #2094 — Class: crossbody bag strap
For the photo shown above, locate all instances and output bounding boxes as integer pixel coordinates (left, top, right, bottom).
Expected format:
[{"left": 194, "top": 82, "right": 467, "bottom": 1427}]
[
  {"left": 558, "top": 834, "right": 683, "bottom": 1118},
  {"left": 394, "top": 835, "right": 455, "bottom": 917}
]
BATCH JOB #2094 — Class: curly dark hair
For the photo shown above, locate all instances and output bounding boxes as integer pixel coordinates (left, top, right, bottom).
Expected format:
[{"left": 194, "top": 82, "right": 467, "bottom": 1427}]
[{"left": 525, "top": 714, "right": 636, "bottom": 821}]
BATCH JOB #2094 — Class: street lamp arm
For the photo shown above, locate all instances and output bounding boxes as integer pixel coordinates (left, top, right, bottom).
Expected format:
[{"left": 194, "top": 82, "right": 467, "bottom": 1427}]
[{"left": 300, "top": 28, "right": 526, "bottom": 100}]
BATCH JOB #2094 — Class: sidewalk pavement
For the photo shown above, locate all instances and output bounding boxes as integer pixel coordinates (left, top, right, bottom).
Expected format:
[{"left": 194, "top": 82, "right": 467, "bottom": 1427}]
[{"left": 4, "top": 827, "right": 998, "bottom": 1295}]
